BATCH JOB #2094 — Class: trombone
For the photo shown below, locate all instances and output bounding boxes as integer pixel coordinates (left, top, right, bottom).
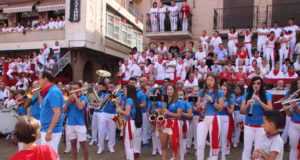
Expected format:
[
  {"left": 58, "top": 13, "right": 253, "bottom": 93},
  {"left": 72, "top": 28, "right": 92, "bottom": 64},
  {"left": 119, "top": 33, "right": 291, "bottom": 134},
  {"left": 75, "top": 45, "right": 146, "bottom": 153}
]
[
  {"left": 7, "top": 87, "right": 41, "bottom": 109},
  {"left": 274, "top": 88, "right": 300, "bottom": 104},
  {"left": 279, "top": 98, "right": 300, "bottom": 112},
  {"left": 62, "top": 87, "right": 89, "bottom": 101}
]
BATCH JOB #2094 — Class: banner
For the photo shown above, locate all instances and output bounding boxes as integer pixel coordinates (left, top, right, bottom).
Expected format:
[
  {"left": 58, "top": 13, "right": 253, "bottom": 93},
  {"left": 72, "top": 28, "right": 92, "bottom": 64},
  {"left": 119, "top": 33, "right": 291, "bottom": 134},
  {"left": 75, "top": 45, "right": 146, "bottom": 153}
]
[{"left": 69, "top": 0, "right": 80, "bottom": 22}]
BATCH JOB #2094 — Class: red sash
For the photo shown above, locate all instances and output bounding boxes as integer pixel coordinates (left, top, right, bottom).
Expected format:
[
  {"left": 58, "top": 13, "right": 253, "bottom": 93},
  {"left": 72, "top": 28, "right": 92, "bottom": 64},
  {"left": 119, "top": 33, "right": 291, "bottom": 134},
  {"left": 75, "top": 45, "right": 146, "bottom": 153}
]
[
  {"left": 123, "top": 119, "right": 133, "bottom": 147},
  {"left": 211, "top": 115, "right": 219, "bottom": 156}
]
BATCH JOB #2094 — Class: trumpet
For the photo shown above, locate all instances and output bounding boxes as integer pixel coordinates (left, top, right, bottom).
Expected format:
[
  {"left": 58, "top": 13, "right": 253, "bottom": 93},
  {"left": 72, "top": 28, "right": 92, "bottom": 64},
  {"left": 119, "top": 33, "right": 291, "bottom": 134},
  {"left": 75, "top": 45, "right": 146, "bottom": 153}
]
[
  {"left": 7, "top": 88, "right": 41, "bottom": 109},
  {"left": 248, "top": 89, "right": 257, "bottom": 117},
  {"left": 62, "top": 87, "right": 89, "bottom": 101}
]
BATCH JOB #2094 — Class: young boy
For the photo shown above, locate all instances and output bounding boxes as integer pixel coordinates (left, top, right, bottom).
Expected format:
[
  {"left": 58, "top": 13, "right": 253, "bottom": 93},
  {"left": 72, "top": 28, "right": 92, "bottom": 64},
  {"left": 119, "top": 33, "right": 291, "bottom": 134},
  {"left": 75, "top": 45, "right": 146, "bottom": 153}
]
[
  {"left": 10, "top": 116, "right": 58, "bottom": 160},
  {"left": 252, "top": 110, "right": 284, "bottom": 160}
]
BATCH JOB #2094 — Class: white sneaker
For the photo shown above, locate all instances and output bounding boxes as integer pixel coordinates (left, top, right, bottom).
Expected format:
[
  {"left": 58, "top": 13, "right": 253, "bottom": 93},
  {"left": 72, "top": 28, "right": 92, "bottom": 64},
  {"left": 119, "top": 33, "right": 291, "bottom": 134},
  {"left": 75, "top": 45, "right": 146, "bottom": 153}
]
[
  {"left": 77, "top": 149, "right": 80, "bottom": 154},
  {"left": 64, "top": 149, "right": 71, "bottom": 154},
  {"left": 88, "top": 140, "right": 95, "bottom": 146},
  {"left": 158, "top": 149, "right": 162, "bottom": 155},
  {"left": 226, "top": 149, "right": 230, "bottom": 155},
  {"left": 86, "top": 134, "right": 91, "bottom": 139},
  {"left": 109, "top": 148, "right": 115, "bottom": 153},
  {"left": 152, "top": 150, "right": 157, "bottom": 156},
  {"left": 97, "top": 148, "right": 103, "bottom": 154},
  {"left": 206, "top": 140, "right": 210, "bottom": 146},
  {"left": 221, "top": 156, "right": 226, "bottom": 160},
  {"left": 233, "top": 143, "right": 237, "bottom": 148}
]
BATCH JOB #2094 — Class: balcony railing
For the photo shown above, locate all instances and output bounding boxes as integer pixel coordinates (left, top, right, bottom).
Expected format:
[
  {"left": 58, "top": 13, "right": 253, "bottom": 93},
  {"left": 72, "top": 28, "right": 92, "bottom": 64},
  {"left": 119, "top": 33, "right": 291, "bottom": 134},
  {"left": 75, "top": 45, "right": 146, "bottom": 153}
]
[
  {"left": 145, "top": 11, "right": 192, "bottom": 32},
  {"left": 214, "top": 6, "right": 258, "bottom": 29},
  {"left": 126, "top": 2, "right": 143, "bottom": 22},
  {"left": 266, "top": 2, "right": 300, "bottom": 27}
]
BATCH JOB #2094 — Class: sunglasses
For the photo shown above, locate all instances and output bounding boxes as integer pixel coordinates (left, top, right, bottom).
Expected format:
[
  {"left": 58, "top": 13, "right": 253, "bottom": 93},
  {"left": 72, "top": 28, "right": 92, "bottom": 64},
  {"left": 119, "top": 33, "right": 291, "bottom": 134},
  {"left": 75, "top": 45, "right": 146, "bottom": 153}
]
[
  {"left": 253, "top": 82, "right": 261, "bottom": 85},
  {"left": 164, "top": 81, "right": 168, "bottom": 83}
]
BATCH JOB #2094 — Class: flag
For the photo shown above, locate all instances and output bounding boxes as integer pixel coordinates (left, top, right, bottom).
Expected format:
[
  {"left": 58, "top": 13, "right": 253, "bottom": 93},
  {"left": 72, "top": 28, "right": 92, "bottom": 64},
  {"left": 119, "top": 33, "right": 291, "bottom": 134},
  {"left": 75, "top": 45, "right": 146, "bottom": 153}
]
[
  {"left": 135, "top": 18, "right": 139, "bottom": 24},
  {"left": 122, "top": 18, "right": 127, "bottom": 24},
  {"left": 110, "top": 18, "right": 114, "bottom": 24}
]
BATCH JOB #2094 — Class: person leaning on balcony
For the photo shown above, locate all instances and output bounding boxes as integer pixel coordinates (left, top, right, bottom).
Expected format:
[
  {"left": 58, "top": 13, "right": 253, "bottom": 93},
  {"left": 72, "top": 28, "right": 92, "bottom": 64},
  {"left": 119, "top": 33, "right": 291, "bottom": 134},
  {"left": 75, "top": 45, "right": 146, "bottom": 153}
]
[
  {"left": 168, "top": 1, "right": 178, "bottom": 32},
  {"left": 180, "top": 2, "right": 190, "bottom": 32},
  {"left": 48, "top": 18, "right": 56, "bottom": 30},
  {"left": 149, "top": 2, "right": 159, "bottom": 32},
  {"left": 52, "top": 41, "right": 61, "bottom": 63},
  {"left": 56, "top": 17, "right": 64, "bottom": 29},
  {"left": 16, "top": 23, "right": 24, "bottom": 32},
  {"left": 41, "top": 20, "right": 48, "bottom": 30},
  {"left": 158, "top": 2, "right": 166, "bottom": 32}
]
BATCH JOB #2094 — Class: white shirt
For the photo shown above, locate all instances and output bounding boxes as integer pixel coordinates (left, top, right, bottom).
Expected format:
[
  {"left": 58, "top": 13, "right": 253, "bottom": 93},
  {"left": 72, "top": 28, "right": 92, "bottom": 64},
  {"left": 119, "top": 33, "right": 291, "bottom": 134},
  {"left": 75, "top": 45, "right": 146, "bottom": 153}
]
[
  {"left": 176, "top": 62, "right": 186, "bottom": 80},
  {"left": 123, "top": 64, "right": 131, "bottom": 81},
  {"left": 0, "top": 89, "right": 9, "bottom": 100},
  {"left": 200, "top": 35, "right": 209, "bottom": 46},
  {"left": 16, "top": 26, "right": 24, "bottom": 32},
  {"left": 267, "top": 69, "right": 284, "bottom": 79},
  {"left": 154, "top": 60, "right": 166, "bottom": 77},
  {"left": 211, "top": 65, "right": 222, "bottom": 74},
  {"left": 235, "top": 65, "right": 247, "bottom": 73},
  {"left": 157, "top": 46, "right": 167, "bottom": 54},
  {"left": 281, "top": 64, "right": 289, "bottom": 73},
  {"left": 2, "top": 27, "right": 8, "bottom": 32},
  {"left": 168, "top": 5, "right": 178, "bottom": 17},
  {"left": 261, "top": 134, "right": 283, "bottom": 160},
  {"left": 22, "top": 61, "right": 31, "bottom": 72},
  {"left": 52, "top": 45, "right": 60, "bottom": 54},
  {"left": 184, "top": 58, "right": 194, "bottom": 68},
  {"left": 41, "top": 24, "right": 48, "bottom": 30},
  {"left": 48, "top": 21, "right": 56, "bottom": 29},
  {"left": 270, "top": 27, "right": 282, "bottom": 39},
  {"left": 35, "top": 66, "right": 44, "bottom": 76},
  {"left": 266, "top": 38, "right": 276, "bottom": 48},
  {"left": 165, "top": 59, "right": 176, "bottom": 73},
  {"left": 43, "top": 47, "right": 50, "bottom": 59},
  {"left": 284, "top": 25, "right": 299, "bottom": 41},
  {"left": 257, "top": 28, "right": 269, "bottom": 41},
  {"left": 55, "top": 21, "right": 64, "bottom": 29},
  {"left": 294, "top": 42, "right": 300, "bottom": 54},
  {"left": 8, "top": 26, "right": 14, "bottom": 32},
  {"left": 16, "top": 78, "right": 29, "bottom": 90},
  {"left": 16, "top": 61, "right": 23, "bottom": 72},
  {"left": 210, "top": 36, "right": 222, "bottom": 50},
  {"left": 37, "top": 54, "right": 45, "bottom": 66},
  {"left": 130, "top": 63, "right": 142, "bottom": 77},
  {"left": 196, "top": 65, "right": 208, "bottom": 74},
  {"left": 244, "top": 32, "right": 252, "bottom": 43},
  {"left": 184, "top": 79, "right": 198, "bottom": 87},
  {"left": 294, "top": 61, "right": 300, "bottom": 72},
  {"left": 284, "top": 72, "right": 298, "bottom": 79},
  {"left": 148, "top": 55, "right": 158, "bottom": 64},
  {"left": 8, "top": 61, "right": 16, "bottom": 70},
  {"left": 149, "top": 7, "right": 158, "bottom": 19},
  {"left": 195, "top": 50, "right": 206, "bottom": 61},
  {"left": 249, "top": 57, "right": 262, "bottom": 66},
  {"left": 138, "top": 56, "right": 147, "bottom": 67},
  {"left": 260, "top": 64, "right": 270, "bottom": 75},
  {"left": 228, "top": 32, "right": 238, "bottom": 43},
  {"left": 45, "top": 59, "right": 55, "bottom": 70},
  {"left": 158, "top": 6, "right": 166, "bottom": 18}
]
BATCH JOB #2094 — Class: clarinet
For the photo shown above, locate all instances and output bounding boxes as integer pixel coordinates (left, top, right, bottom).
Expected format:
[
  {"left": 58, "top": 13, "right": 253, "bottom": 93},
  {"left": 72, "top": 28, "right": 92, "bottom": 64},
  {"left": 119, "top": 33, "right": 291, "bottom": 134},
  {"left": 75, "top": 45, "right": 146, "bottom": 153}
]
[
  {"left": 248, "top": 89, "right": 257, "bottom": 117},
  {"left": 198, "top": 91, "right": 207, "bottom": 122}
]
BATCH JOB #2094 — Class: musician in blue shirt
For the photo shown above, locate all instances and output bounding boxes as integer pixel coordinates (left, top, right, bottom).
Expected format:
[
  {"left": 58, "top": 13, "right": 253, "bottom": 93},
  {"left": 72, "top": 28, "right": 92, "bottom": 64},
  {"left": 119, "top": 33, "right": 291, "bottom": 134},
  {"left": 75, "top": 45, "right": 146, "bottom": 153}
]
[
  {"left": 23, "top": 81, "right": 42, "bottom": 121},
  {"left": 240, "top": 76, "right": 273, "bottom": 160}
]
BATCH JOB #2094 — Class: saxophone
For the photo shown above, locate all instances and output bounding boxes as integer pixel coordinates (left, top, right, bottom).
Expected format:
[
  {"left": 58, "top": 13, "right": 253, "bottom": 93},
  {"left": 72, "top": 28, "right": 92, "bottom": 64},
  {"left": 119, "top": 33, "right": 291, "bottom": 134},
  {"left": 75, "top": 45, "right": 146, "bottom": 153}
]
[
  {"left": 112, "top": 98, "right": 124, "bottom": 130},
  {"left": 149, "top": 96, "right": 158, "bottom": 132},
  {"left": 157, "top": 94, "right": 167, "bottom": 132}
]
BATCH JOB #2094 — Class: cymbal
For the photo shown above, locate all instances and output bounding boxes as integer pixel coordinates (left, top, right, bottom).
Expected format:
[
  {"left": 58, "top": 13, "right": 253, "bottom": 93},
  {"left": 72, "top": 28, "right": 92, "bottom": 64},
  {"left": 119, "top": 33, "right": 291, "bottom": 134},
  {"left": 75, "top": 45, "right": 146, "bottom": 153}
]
[{"left": 96, "top": 70, "right": 111, "bottom": 77}]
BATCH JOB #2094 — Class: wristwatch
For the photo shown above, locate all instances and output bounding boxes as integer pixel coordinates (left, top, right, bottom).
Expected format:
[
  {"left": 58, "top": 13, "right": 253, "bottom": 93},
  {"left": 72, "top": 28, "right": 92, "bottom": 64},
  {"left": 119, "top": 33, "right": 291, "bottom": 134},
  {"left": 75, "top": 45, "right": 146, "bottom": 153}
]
[{"left": 47, "top": 130, "right": 52, "bottom": 134}]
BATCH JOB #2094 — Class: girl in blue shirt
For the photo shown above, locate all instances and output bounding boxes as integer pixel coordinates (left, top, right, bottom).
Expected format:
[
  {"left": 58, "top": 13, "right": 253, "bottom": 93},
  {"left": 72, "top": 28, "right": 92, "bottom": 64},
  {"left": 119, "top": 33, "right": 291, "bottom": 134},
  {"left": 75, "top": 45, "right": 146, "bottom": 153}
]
[
  {"left": 158, "top": 84, "right": 183, "bottom": 160},
  {"left": 219, "top": 83, "right": 235, "bottom": 160},
  {"left": 240, "top": 76, "right": 273, "bottom": 160},
  {"left": 116, "top": 85, "right": 141, "bottom": 160},
  {"left": 232, "top": 84, "right": 245, "bottom": 148},
  {"left": 287, "top": 79, "right": 300, "bottom": 160},
  {"left": 196, "top": 74, "right": 224, "bottom": 160}
]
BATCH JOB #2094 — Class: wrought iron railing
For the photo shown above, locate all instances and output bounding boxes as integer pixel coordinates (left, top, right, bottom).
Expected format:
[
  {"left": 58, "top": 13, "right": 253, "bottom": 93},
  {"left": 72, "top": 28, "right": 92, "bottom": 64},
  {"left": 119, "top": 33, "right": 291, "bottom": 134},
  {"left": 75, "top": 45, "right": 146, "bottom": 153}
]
[
  {"left": 126, "top": 2, "right": 143, "bottom": 22},
  {"left": 214, "top": 6, "right": 258, "bottom": 29},
  {"left": 266, "top": 3, "right": 300, "bottom": 27},
  {"left": 52, "top": 50, "right": 70, "bottom": 77},
  {"left": 145, "top": 11, "right": 192, "bottom": 33}
]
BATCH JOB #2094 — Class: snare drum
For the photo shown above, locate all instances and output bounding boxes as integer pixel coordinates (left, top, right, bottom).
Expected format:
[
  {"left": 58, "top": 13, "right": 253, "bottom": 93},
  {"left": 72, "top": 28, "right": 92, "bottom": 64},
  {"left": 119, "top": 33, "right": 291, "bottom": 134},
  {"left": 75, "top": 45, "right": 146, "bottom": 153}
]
[{"left": 0, "top": 108, "right": 18, "bottom": 134}]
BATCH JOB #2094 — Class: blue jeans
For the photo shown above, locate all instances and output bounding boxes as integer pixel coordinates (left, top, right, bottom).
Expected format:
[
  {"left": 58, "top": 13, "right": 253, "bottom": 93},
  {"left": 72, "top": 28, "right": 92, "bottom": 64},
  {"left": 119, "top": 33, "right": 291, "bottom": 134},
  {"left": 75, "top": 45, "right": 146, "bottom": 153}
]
[{"left": 54, "top": 52, "right": 60, "bottom": 62}]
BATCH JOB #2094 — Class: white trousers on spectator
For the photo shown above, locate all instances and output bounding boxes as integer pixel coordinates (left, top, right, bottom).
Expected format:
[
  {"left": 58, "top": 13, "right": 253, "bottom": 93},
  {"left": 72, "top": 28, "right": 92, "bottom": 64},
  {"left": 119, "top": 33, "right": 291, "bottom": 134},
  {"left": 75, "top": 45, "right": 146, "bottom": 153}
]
[
  {"left": 182, "top": 18, "right": 188, "bottom": 31},
  {"left": 170, "top": 16, "right": 177, "bottom": 31},
  {"left": 180, "top": 120, "right": 189, "bottom": 160},
  {"left": 186, "top": 115, "right": 198, "bottom": 149},
  {"left": 279, "top": 46, "right": 289, "bottom": 68},
  {"left": 219, "top": 115, "right": 229, "bottom": 159},
  {"left": 98, "top": 112, "right": 116, "bottom": 150},
  {"left": 133, "top": 127, "right": 142, "bottom": 153},
  {"left": 159, "top": 14, "right": 165, "bottom": 32},
  {"left": 245, "top": 43, "right": 252, "bottom": 58},
  {"left": 41, "top": 132, "right": 62, "bottom": 154},
  {"left": 266, "top": 47, "right": 275, "bottom": 67},
  {"left": 197, "top": 115, "right": 220, "bottom": 160},
  {"left": 152, "top": 128, "right": 161, "bottom": 151},
  {"left": 257, "top": 39, "right": 266, "bottom": 57},
  {"left": 281, "top": 115, "right": 291, "bottom": 144},
  {"left": 156, "top": 74, "right": 165, "bottom": 81},
  {"left": 91, "top": 112, "right": 101, "bottom": 142},
  {"left": 242, "top": 125, "right": 265, "bottom": 160},
  {"left": 142, "top": 113, "right": 150, "bottom": 144},
  {"left": 289, "top": 40, "right": 296, "bottom": 60},
  {"left": 228, "top": 40, "right": 237, "bottom": 56},
  {"left": 165, "top": 72, "right": 174, "bottom": 80},
  {"left": 124, "top": 119, "right": 137, "bottom": 160},
  {"left": 288, "top": 121, "right": 300, "bottom": 160},
  {"left": 233, "top": 111, "right": 245, "bottom": 145},
  {"left": 150, "top": 16, "right": 158, "bottom": 32},
  {"left": 7, "top": 69, "right": 14, "bottom": 79}
]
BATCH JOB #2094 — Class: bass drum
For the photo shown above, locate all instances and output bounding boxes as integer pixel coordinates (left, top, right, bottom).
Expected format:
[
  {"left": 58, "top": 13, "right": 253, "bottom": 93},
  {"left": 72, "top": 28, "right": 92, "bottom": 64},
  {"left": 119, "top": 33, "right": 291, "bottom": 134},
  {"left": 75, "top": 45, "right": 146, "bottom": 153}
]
[{"left": 0, "top": 108, "right": 18, "bottom": 134}]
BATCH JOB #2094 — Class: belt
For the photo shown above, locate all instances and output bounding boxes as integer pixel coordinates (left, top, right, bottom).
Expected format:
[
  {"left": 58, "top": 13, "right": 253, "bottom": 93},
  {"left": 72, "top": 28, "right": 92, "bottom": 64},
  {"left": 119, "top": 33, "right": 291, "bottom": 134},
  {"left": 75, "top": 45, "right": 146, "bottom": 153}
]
[{"left": 245, "top": 123, "right": 262, "bottom": 128}]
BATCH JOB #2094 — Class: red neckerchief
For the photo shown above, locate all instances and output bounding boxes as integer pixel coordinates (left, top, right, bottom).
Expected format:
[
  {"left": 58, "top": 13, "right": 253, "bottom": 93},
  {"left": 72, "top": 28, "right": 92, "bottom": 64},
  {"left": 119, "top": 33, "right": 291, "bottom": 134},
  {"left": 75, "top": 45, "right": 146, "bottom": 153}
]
[
  {"left": 71, "top": 95, "right": 81, "bottom": 104},
  {"left": 200, "top": 49, "right": 203, "bottom": 52},
  {"left": 158, "top": 59, "right": 163, "bottom": 64},
  {"left": 142, "top": 55, "right": 146, "bottom": 58},
  {"left": 201, "top": 64, "right": 206, "bottom": 68},
  {"left": 43, "top": 24, "right": 46, "bottom": 26},
  {"left": 160, "top": 46, "right": 164, "bottom": 51},
  {"left": 269, "top": 37, "right": 274, "bottom": 41},
  {"left": 18, "top": 26, "right": 21, "bottom": 29},
  {"left": 40, "top": 52, "right": 43, "bottom": 55},
  {"left": 288, "top": 71, "right": 295, "bottom": 77},
  {"left": 214, "top": 35, "right": 218, "bottom": 38},
  {"left": 246, "top": 31, "right": 250, "bottom": 36},
  {"left": 141, "top": 87, "right": 146, "bottom": 93},
  {"left": 9, "top": 61, "right": 13, "bottom": 64},
  {"left": 254, "top": 55, "right": 259, "bottom": 58},
  {"left": 159, "top": 5, "right": 164, "bottom": 8},
  {"left": 230, "top": 31, "right": 234, "bottom": 34},
  {"left": 169, "top": 59, "right": 173, "bottom": 61},
  {"left": 9, "top": 98, "right": 16, "bottom": 101},
  {"left": 55, "top": 44, "right": 59, "bottom": 46},
  {"left": 171, "top": 4, "right": 175, "bottom": 7},
  {"left": 178, "top": 61, "right": 183, "bottom": 65},
  {"left": 145, "top": 64, "right": 149, "bottom": 67},
  {"left": 186, "top": 57, "right": 191, "bottom": 60},
  {"left": 252, "top": 64, "right": 257, "bottom": 68},
  {"left": 255, "top": 90, "right": 260, "bottom": 95},
  {"left": 44, "top": 46, "right": 47, "bottom": 50},
  {"left": 124, "top": 63, "right": 128, "bottom": 67},
  {"left": 202, "top": 34, "right": 206, "bottom": 37},
  {"left": 238, "top": 51, "right": 247, "bottom": 59},
  {"left": 130, "top": 56, "right": 134, "bottom": 60},
  {"left": 235, "top": 94, "right": 240, "bottom": 99},
  {"left": 40, "top": 83, "right": 55, "bottom": 98},
  {"left": 273, "top": 70, "right": 279, "bottom": 76},
  {"left": 153, "top": 6, "right": 157, "bottom": 8},
  {"left": 132, "top": 51, "right": 136, "bottom": 55},
  {"left": 150, "top": 54, "right": 154, "bottom": 58},
  {"left": 188, "top": 79, "right": 193, "bottom": 84}
]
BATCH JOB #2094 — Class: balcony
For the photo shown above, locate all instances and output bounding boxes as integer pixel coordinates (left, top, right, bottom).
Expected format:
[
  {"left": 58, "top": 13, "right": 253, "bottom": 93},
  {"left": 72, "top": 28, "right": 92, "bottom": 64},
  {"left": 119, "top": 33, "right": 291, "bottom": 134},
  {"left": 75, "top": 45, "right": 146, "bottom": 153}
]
[
  {"left": 126, "top": 1, "right": 143, "bottom": 22},
  {"left": 0, "top": 29, "right": 65, "bottom": 43},
  {"left": 214, "top": 6, "right": 258, "bottom": 30},
  {"left": 145, "top": 11, "right": 193, "bottom": 40}
]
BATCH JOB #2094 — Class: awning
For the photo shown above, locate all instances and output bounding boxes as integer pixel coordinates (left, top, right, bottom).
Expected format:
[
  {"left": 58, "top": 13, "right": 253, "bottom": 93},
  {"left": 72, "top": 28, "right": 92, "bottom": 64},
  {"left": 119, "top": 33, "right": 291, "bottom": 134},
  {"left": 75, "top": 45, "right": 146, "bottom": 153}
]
[
  {"left": 3, "top": 1, "right": 38, "bottom": 13},
  {"left": 36, "top": 0, "right": 65, "bottom": 12}
]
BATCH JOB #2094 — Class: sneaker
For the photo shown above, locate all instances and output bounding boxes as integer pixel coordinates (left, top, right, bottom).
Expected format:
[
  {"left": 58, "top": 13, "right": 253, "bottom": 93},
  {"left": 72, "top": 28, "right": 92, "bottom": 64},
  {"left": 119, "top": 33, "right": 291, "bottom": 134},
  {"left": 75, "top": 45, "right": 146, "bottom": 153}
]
[
  {"left": 97, "top": 148, "right": 103, "bottom": 154},
  {"left": 64, "top": 149, "right": 71, "bottom": 154},
  {"left": 158, "top": 149, "right": 162, "bottom": 155},
  {"left": 86, "top": 133, "right": 91, "bottom": 139},
  {"left": 221, "top": 156, "right": 226, "bottom": 160},
  {"left": 233, "top": 143, "right": 237, "bottom": 148},
  {"left": 226, "top": 149, "right": 230, "bottom": 155},
  {"left": 109, "top": 148, "right": 115, "bottom": 153},
  {"left": 5, "top": 134, "right": 10, "bottom": 140},
  {"left": 77, "top": 149, "right": 80, "bottom": 154},
  {"left": 88, "top": 140, "right": 95, "bottom": 146},
  {"left": 152, "top": 150, "right": 157, "bottom": 156},
  {"left": 206, "top": 140, "right": 210, "bottom": 146},
  {"left": 143, "top": 143, "right": 149, "bottom": 148}
]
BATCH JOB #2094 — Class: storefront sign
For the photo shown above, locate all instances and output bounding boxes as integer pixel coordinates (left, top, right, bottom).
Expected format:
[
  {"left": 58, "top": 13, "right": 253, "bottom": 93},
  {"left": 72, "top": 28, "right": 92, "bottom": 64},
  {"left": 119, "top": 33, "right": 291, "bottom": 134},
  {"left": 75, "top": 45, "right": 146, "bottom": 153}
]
[{"left": 69, "top": 0, "right": 80, "bottom": 22}]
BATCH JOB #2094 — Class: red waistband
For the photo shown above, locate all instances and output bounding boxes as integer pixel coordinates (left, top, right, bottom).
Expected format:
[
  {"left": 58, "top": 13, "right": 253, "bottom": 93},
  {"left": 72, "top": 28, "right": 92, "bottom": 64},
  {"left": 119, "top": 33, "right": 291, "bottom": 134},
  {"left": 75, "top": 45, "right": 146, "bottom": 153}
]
[
  {"left": 292, "top": 120, "right": 300, "bottom": 124},
  {"left": 245, "top": 123, "right": 262, "bottom": 128}
]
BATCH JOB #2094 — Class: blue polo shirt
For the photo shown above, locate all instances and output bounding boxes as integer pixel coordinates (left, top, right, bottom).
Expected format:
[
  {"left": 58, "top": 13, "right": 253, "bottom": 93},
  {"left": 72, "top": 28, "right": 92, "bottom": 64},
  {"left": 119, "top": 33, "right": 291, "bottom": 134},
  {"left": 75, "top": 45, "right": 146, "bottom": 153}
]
[
  {"left": 198, "top": 89, "right": 224, "bottom": 116},
  {"left": 30, "top": 94, "right": 41, "bottom": 120},
  {"left": 219, "top": 94, "right": 235, "bottom": 116},
  {"left": 124, "top": 98, "right": 136, "bottom": 119},
  {"left": 234, "top": 95, "right": 244, "bottom": 111},
  {"left": 180, "top": 100, "right": 192, "bottom": 120},
  {"left": 17, "top": 106, "right": 27, "bottom": 116},
  {"left": 242, "top": 92, "right": 272, "bottom": 126},
  {"left": 136, "top": 88, "right": 147, "bottom": 113},
  {"left": 293, "top": 103, "right": 300, "bottom": 122},
  {"left": 158, "top": 100, "right": 183, "bottom": 118},
  {"left": 148, "top": 101, "right": 162, "bottom": 115},
  {"left": 189, "top": 101, "right": 199, "bottom": 116},
  {"left": 66, "top": 95, "right": 88, "bottom": 125},
  {"left": 40, "top": 85, "right": 63, "bottom": 133},
  {"left": 100, "top": 92, "right": 122, "bottom": 114}
]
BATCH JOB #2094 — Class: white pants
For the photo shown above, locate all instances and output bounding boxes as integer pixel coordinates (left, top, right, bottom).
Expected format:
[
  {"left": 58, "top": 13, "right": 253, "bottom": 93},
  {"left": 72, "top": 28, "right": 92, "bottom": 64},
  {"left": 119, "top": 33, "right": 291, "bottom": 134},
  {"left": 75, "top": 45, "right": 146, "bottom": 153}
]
[
  {"left": 41, "top": 132, "right": 62, "bottom": 154},
  {"left": 289, "top": 40, "right": 296, "bottom": 60},
  {"left": 159, "top": 14, "right": 165, "bottom": 32},
  {"left": 265, "top": 47, "right": 275, "bottom": 67},
  {"left": 133, "top": 127, "right": 142, "bottom": 153},
  {"left": 257, "top": 39, "right": 266, "bottom": 57},
  {"left": 219, "top": 116, "right": 229, "bottom": 159},
  {"left": 228, "top": 40, "right": 237, "bottom": 56},
  {"left": 124, "top": 119, "right": 137, "bottom": 160},
  {"left": 142, "top": 113, "right": 150, "bottom": 144},
  {"left": 288, "top": 121, "right": 300, "bottom": 160},
  {"left": 186, "top": 115, "right": 198, "bottom": 149},
  {"left": 165, "top": 72, "right": 174, "bottom": 80},
  {"left": 150, "top": 16, "right": 158, "bottom": 32},
  {"left": 170, "top": 16, "right": 178, "bottom": 31},
  {"left": 156, "top": 74, "right": 165, "bottom": 81},
  {"left": 233, "top": 111, "right": 245, "bottom": 145},
  {"left": 244, "top": 43, "right": 252, "bottom": 58},
  {"left": 281, "top": 116, "right": 291, "bottom": 144},
  {"left": 98, "top": 112, "right": 116, "bottom": 150},
  {"left": 182, "top": 17, "right": 188, "bottom": 31},
  {"left": 180, "top": 120, "right": 189, "bottom": 160},
  {"left": 91, "top": 112, "right": 101, "bottom": 142},
  {"left": 279, "top": 46, "right": 289, "bottom": 67},
  {"left": 7, "top": 69, "right": 14, "bottom": 79},
  {"left": 152, "top": 127, "right": 161, "bottom": 151},
  {"left": 242, "top": 125, "right": 265, "bottom": 160},
  {"left": 197, "top": 115, "right": 221, "bottom": 160}
]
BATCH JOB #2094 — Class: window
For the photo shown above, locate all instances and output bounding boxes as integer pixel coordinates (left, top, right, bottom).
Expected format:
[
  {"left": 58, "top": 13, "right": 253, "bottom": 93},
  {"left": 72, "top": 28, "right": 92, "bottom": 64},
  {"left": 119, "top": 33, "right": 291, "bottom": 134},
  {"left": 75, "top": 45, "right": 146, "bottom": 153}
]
[{"left": 121, "top": 24, "right": 127, "bottom": 44}]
